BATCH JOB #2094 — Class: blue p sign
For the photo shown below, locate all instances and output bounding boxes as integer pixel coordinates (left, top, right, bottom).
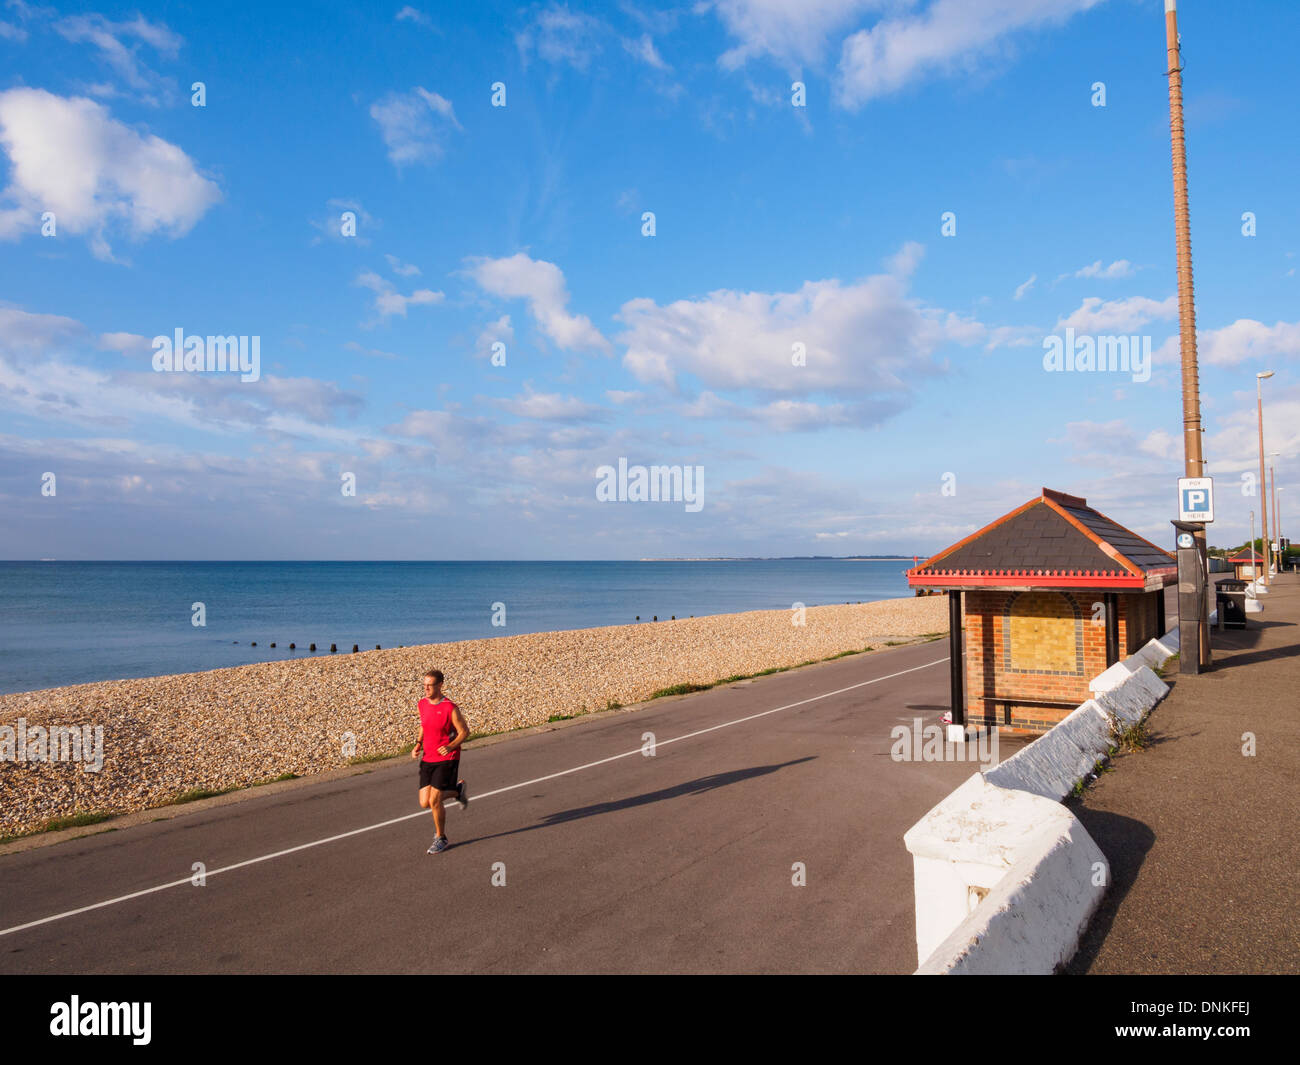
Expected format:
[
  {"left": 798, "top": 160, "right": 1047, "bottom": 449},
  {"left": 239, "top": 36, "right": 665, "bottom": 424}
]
[{"left": 1178, "top": 477, "right": 1214, "bottom": 522}]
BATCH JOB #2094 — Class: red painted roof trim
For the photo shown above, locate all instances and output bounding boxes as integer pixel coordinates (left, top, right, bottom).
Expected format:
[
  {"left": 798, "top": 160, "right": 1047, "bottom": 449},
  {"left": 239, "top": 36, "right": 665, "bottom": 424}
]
[{"left": 908, "top": 566, "right": 1175, "bottom": 589}]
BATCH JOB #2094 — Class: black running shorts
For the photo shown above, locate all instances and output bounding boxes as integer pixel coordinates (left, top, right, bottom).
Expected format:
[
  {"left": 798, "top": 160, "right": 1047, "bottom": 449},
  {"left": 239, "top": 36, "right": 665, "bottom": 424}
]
[{"left": 419, "top": 759, "right": 460, "bottom": 791}]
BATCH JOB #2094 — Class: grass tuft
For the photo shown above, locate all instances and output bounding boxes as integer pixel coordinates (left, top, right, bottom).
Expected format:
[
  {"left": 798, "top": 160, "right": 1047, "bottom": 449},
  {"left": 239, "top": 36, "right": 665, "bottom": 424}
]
[
  {"left": 0, "top": 809, "right": 118, "bottom": 845},
  {"left": 1111, "top": 718, "right": 1151, "bottom": 754},
  {"left": 252, "top": 772, "right": 298, "bottom": 787},
  {"left": 649, "top": 682, "right": 713, "bottom": 699},
  {"left": 348, "top": 746, "right": 410, "bottom": 766},
  {"left": 168, "top": 787, "right": 236, "bottom": 805}
]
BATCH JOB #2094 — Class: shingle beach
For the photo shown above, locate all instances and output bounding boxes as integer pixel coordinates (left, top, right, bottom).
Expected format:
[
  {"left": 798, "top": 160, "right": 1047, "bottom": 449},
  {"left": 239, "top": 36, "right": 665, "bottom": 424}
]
[{"left": 0, "top": 595, "right": 947, "bottom": 839}]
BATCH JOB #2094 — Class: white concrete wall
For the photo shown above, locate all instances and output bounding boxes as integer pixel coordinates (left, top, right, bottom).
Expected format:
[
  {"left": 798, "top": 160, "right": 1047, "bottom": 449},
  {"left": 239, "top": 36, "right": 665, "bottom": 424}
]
[
  {"left": 915, "top": 812, "right": 1107, "bottom": 975},
  {"left": 904, "top": 629, "right": 1178, "bottom": 974}
]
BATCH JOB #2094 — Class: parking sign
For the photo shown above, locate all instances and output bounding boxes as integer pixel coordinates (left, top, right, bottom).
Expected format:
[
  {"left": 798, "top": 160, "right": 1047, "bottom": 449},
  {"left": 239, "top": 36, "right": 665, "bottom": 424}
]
[{"left": 1178, "top": 477, "right": 1214, "bottom": 522}]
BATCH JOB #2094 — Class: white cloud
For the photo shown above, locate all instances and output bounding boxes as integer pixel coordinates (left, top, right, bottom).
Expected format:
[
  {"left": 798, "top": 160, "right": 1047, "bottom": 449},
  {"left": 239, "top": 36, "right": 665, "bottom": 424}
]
[
  {"left": 1195, "top": 319, "right": 1300, "bottom": 368},
  {"left": 249, "top": 375, "right": 365, "bottom": 424},
  {"left": 1013, "top": 274, "right": 1036, "bottom": 300},
  {"left": 98, "top": 331, "right": 153, "bottom": 356},
  {"left": 516, "top": 4, "right": 605, "bottom": 70},
  {"left": 682, "top": 390, "right": 861, "bottom": 431},
  {"left": 616, "top": 260, "right": 976, "bottom": 392},
  {"left": 0, "top": 306, "right": 86, "bottom": 362},
  {"left": 1053, "top": 295, "right": 1177, "bottom": 334},
  {"left": 466, "top": 252, "right": 610, "bottom": 353},
  {"left": 355, "top": 271, "right": 444, "bottom": 321},
  {"left": 311, "top": 197, "right": 375, "bottom": 245},
  {"left": 0, "top": 89, "right": 220, "bottom": 260},
  {"left": 836, "top": 0, "right": 1104, "bottom": 110},
  {"left": 55, "top": 12, "right": 183, "bottom": 106},
  {"left": 491, "top": 387, "right": 607, "bottom": 422},
  {"left": 370, "top": 87, "right": 461, "bottom": 166},
  {"left": 605, "top": 389, "right": 644, "bottom": 404},
  {"left": 0, "top": 356, "right": 203, "bottom": 430},
  {"left": 887, "top": 239, "right": 924, "bottom": 278},
  {"left": 344, "top": 341, "right": 401, "bottom": 361},
  {"left": 623, "top": 33, "right": 669, "bottom": 70},
  {"left": 983, "top": 323, "right": 1041, "bottom": 348},
  {"left": 708, "top": 0, "right": 889, "bottom": 71},
  {"left": 0, "top": 355, "right": 365, "bottom": 438},
  {"left": 385, "top": 253, "right": 421, "bottom": 277},
  {"left": 395, "top": 6, "right": 435, "bottom": 29},
  {"left": 0, "top": 305, "right": 367, "bottom": 436},
  {"left": 1138, "top": 428, "right": 1179, "bottom": 461},
  {"left": 476, "top": 315, "right": 514, "bottom": 356},
  {"left": 1073, "top": 258, "right": 1135, "bottom": 280},
  {"left": 1205, "top": 385, "right": 1300, "bottom": 474}
]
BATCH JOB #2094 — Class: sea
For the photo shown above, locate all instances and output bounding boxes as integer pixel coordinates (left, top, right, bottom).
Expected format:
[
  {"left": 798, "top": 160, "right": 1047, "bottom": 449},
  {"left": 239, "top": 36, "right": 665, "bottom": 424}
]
[{"left": 0, "top": 560, "right": 916, "bottom": 695}]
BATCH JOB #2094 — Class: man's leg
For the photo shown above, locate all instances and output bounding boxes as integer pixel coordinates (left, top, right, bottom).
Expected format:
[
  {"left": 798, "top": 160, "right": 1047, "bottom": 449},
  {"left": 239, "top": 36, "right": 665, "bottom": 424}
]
[{"left": 430, "top": 788, "right": 445, "bottom": 838}]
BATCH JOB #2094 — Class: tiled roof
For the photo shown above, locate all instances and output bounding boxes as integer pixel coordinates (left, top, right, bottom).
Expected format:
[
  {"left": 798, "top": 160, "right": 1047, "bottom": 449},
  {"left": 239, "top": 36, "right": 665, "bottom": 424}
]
[{"left": 908, "top": 488, "right": 1176, "bottom": 588}]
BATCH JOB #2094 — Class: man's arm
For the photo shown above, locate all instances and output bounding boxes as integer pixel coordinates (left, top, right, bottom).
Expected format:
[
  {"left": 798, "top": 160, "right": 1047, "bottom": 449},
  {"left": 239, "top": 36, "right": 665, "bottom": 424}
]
[
  {"left": 411, "top": 725, "right": 423, "bottom": 760},
  {"left": 441, "top": 707, "right": 470, "bottom": 754}
]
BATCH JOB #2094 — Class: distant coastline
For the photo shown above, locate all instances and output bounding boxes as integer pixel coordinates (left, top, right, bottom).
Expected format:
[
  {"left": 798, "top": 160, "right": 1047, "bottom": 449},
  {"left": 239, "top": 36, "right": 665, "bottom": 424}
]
[
  {"left": 639, "top": 556, "right": 916, "bottom": 561},
  {"left": 0, "top": 558, "right": 918, "bottom": 693}
]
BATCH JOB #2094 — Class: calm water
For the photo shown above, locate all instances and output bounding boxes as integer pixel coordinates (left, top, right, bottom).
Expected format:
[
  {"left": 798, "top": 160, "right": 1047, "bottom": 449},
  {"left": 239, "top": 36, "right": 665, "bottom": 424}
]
[{"left": 0, "top": 560, "right": 914, "bottom": 694}]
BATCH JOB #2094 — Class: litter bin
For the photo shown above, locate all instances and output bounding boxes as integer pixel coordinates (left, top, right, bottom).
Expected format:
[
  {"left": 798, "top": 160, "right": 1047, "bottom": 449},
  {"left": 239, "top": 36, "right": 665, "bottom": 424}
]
[{"left": 1216, "top": 579, "right": 1248, "bottom": 630}]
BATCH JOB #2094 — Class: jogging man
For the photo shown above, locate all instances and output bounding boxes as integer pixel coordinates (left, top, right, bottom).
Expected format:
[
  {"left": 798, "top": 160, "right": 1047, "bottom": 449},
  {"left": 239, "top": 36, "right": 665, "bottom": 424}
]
[{"left": 412, "top": 668, "right": 469, "bottom": 853}]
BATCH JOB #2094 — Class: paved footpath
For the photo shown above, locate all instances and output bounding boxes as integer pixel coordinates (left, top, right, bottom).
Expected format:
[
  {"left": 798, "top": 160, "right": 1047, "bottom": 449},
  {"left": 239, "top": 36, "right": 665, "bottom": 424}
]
[{"left": 1068, "top": 572, "right": 1300, "bottom": 974}]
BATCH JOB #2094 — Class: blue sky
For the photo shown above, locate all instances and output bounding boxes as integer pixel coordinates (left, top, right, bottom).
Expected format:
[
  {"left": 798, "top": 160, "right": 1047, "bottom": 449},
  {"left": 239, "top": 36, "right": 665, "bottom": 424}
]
[{"left": 1, "top": 0, "right": 1297, "bottom": 560}]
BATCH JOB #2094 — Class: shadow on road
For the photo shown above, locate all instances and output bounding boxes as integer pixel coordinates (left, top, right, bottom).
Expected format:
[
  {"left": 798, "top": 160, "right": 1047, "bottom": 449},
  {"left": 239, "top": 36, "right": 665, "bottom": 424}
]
[
  {"left": 454, "top": 758, "right": 816, "bottom": 848},
  {"left": 1061, "top": 806, "right": 1156, "bottom": 974},
  {"left": 1203, "top": 638, "right": 1300, "bottom": 672}
]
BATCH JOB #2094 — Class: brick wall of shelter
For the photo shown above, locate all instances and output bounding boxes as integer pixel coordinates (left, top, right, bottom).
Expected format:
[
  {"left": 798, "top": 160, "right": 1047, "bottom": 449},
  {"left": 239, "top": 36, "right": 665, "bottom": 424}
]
[{"left": 963, "top": 588, "right": 1110, "bottom": 734}]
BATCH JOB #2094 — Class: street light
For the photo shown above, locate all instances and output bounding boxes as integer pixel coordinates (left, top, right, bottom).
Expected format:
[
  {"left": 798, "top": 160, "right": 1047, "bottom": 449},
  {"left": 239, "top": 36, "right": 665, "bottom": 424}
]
[
  {"left": 1250, "top": 510, "right": 1256, "bottom": 576},
  {"left": 1271, "top": 450, "right": 1281, "bottom": 563},
  {"left": 1279, "top": 486, "right": 1288, "bottom": 569},
  {"left": 1257, "top": 370, "right": 1274, "bottom": 585}
]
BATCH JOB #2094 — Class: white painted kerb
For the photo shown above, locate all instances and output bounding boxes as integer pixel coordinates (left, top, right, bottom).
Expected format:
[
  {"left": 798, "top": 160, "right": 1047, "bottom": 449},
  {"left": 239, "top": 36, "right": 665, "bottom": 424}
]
[{"left": 904, "top": 633, "right": 1177, "bottom": 974}]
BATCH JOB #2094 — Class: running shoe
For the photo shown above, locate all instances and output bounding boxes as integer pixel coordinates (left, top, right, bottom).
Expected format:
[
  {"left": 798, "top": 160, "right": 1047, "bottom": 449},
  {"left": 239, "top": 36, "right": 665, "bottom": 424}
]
[
  {"left": 427, "top": 836, "right": 449, "bottom": 854},
  {"left": 457, "top": 779, "right": 469, "bottom": 808}
]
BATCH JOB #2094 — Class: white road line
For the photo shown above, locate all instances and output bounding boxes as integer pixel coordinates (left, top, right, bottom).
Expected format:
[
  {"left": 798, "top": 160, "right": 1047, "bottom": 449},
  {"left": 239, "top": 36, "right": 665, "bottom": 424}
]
[{"left": 0, "top": 656, "right": 948, "bottom": 939}]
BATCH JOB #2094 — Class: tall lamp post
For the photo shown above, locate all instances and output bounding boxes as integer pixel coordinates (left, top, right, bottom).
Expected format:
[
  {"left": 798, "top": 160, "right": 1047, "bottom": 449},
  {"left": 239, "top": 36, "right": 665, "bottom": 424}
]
[
  {"left": 1279, "top": 486, "right": 1287, "bottom": 569},
  {"left": 1166, "top": 0, "right": 1210, "bottom": 667},
  {"left": 1270, "top": 452, "right": 1280, "bottom": 560},
  {"left": 1257, "top": 371, "right": 1274, "bottom": 585}
]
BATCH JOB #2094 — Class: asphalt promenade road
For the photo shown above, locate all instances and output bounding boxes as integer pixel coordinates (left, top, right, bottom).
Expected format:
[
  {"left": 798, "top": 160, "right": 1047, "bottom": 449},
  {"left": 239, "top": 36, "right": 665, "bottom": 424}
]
[
  {"left": 0, "top": 639, "right": 1024, "bottom": 974},
  {"left": 1068, "top": 571, "right": 1300, "bottom": 974}
]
